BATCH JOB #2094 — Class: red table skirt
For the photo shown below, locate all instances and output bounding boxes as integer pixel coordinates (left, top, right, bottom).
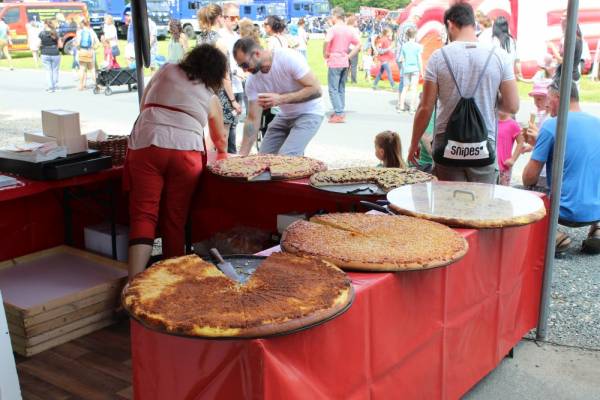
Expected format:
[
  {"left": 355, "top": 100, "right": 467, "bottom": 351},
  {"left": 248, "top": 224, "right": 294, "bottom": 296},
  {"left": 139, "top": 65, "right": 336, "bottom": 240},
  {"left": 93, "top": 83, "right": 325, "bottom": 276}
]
[{"left": 131, "top": 216, "right": 548, "bottom": 400}]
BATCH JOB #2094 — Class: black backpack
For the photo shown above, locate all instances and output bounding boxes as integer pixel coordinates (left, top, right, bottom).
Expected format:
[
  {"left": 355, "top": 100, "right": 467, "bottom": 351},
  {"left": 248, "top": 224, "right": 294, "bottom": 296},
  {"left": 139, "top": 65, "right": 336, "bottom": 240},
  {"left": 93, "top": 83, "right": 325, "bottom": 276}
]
[{"left": 433, "top": 47, "right": 496, "bottom": 167}]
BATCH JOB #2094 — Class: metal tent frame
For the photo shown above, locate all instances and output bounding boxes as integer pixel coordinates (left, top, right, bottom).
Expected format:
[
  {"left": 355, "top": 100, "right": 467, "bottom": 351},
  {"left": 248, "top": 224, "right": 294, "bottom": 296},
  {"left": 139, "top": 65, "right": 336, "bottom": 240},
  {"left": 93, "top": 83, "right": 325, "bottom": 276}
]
[
  {"left": 126, "top": 0, "right": 581, "bottom": 341},
  {"left": 536, "top": 0, "right": 580, "bottom": 340}
]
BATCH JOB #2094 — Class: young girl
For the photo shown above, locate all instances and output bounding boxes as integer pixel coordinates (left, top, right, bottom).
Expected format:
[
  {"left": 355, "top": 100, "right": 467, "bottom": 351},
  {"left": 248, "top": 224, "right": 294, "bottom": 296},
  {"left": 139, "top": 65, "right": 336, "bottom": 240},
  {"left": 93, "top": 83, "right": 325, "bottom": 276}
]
[
  {"left": 101, "top": 35, "right": 120, "bottom": 69},
  {"left": 497, "top": 111, "right": 525, "bottom": 186},
  {"left": 372, "top": 28, "right": 396, "bottom": 90},
  {"left": 362, "top": 47, "right": 374, "bottom": 82},
  {"left": 374, "top": 131, "right": 406, "bottom": 168}
]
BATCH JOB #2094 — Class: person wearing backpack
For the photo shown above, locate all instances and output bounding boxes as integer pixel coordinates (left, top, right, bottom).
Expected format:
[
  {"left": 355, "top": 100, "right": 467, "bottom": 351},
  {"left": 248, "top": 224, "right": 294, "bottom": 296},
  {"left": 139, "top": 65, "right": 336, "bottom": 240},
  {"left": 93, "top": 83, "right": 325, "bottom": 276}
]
[
  {"left": 407, "top": 3, "right": 519, "bottom": 183},
  {"left": 76, "top": 19, "right": 99, "bottom": 90}
]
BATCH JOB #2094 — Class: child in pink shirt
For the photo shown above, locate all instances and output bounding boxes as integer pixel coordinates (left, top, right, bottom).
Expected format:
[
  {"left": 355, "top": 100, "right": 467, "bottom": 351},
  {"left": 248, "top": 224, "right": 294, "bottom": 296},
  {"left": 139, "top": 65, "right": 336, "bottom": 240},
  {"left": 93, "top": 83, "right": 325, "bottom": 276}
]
[{"left": 497, "top": 111, "right": 525, "bottom": 185}]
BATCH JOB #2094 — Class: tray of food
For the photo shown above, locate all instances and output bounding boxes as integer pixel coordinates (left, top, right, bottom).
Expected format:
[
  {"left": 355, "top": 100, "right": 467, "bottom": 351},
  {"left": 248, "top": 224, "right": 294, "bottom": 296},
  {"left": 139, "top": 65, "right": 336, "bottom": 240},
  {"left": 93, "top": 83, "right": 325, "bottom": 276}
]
[
  {"left": 208, "top": 154, "right": 327, "bottom": 181},
  {"left": 309, "top": 167, "right": 434, "bottom": 195},
  {"left": 281, "top": 213, "right": 468, "bottom": 272},
  {"left": 386, "top": 181, "right": 547, "bottom": 228},
  {"left": 122, "top": 253, "right": 354, "bottom": 340}
]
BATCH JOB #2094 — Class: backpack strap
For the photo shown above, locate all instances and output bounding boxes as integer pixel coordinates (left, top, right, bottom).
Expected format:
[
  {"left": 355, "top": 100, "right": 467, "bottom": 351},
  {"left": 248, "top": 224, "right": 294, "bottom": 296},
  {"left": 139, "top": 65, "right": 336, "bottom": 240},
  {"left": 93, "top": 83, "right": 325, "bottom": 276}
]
[
  {"left": 471, "top": 46, "right": 496, "bottom": 97},
  {"left": 441, "top": 45, "right": 496, "bottom": 98},
  {"left": 440, "top": 47, "right": 462, "bottom": 97}
]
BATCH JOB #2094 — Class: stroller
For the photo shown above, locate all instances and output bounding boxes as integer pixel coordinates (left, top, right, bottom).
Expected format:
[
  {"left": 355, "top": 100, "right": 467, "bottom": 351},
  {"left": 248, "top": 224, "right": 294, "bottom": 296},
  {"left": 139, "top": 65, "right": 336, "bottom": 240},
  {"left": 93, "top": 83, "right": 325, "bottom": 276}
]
[{"left": 94, "top": 68, "right": 137, "bottom": 96}]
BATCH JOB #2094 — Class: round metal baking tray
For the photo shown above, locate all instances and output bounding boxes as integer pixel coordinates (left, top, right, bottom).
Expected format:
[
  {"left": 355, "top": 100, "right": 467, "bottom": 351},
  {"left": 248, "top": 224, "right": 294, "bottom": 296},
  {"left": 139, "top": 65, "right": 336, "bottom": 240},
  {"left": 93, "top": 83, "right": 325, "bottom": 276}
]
[{"left": 122, "top": 255, "right": 355, "bottom": 340}]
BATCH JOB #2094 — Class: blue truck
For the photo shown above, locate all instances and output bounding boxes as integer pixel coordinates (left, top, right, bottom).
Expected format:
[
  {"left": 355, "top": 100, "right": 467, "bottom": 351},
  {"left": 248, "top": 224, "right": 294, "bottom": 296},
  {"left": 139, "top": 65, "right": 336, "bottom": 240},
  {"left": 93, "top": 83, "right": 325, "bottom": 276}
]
[
  {"left": 170, "top": 0, "right": 329, "bottom": 38},
  {"left": 123, "top": 0, "right": 170, "bottom": 39},
  {"left": 251, "top": 0, "right": 330, "bottom": 20},
  {"left": 74, "top": 0, "right": 167, "bottom": 39},
  {"left": 78, "top": 0, "right": 127, "bottom": 36}
]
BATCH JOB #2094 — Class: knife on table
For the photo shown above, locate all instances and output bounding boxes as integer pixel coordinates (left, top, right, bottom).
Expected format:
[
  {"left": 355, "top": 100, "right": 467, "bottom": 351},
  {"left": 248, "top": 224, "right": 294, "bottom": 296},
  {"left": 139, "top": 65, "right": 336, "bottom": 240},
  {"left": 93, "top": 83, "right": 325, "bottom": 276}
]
[{"left": 209, "top": 248, "right": 242, "bottom": 282}]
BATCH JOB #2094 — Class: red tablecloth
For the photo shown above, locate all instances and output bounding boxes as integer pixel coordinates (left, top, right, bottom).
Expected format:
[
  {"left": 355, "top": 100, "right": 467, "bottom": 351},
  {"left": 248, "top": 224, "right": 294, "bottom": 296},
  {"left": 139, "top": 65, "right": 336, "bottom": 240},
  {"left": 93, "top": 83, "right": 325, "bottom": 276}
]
[
  {"left": 130, "top": 215, "right": 548, "bottom": 400},
  {"left": 0, "top": 168, "right": 125, "bottom": 261},
  {"left": 191, "top": 172, "right": 381, "bottom": 241},
  {"left": 0, "top": 153, "right": 377, "bottom": 261}
]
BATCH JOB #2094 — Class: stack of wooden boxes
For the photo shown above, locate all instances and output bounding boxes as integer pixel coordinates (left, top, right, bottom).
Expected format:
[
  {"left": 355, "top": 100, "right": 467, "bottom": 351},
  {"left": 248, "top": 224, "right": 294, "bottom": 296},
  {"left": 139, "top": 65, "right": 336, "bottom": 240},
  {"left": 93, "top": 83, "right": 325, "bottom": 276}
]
[{"left": 0, "top": 246, "right": 128, "bottom": 356}]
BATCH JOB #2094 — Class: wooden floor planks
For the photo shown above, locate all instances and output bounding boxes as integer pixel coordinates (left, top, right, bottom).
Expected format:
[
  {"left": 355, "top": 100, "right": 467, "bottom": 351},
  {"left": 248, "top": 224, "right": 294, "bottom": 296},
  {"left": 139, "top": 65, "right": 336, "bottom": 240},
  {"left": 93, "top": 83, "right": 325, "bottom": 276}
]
[{"left": 15, "top": 320, "right": 132, "bottom": 400}]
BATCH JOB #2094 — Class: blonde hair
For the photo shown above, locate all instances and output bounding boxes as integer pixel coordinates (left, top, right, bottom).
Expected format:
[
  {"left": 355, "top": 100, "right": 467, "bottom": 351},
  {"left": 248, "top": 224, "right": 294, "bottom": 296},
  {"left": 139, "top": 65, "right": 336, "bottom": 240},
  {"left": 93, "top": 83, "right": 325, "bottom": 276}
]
[
  {"left": 238, "top": 18, "right": 260, "bottom": 42},
  {"left": 222, "top": 2, "right": 239, "bottom": 14},
  {"left": 375, "top": 131, "right": 406, "bottom": 168},
  {"left": 198, "top": 4, "right": 222, "bottom": 31},
  {"left": 105, "top": 14, "right": 114, "bottom": 24}
]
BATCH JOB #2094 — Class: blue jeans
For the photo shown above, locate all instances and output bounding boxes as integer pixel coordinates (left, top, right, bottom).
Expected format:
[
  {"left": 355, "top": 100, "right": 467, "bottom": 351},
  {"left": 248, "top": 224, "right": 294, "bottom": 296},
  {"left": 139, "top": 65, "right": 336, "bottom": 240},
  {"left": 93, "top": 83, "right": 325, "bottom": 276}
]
[
  {"left": 259, "top": 114, "right": 324, "bottom": 156},
  {"left": 41, "top": 55, "right": 61, "bottom": 90},
  {"left": 373, "top": 61, "right": 395, "bottom": 88},
  {"left": 72, "top": 47, "right": 80, "bottom": 70},
  {"left": 396, "top": 61, "right": 404, "bottom": 93},
  {"left": 328, "top": 67, "right": 348, "bottom": 115}
]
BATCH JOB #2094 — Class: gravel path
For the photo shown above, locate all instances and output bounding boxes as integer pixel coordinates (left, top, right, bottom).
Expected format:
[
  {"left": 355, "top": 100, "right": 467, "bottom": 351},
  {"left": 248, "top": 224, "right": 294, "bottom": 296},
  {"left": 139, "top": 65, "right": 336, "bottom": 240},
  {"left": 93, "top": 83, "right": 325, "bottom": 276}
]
[
  {"left": 528, "top": 225, "right": 600, "bottom": 350},
  {"left": 1, "top": 112, "right": 598, "bottom": 350}
]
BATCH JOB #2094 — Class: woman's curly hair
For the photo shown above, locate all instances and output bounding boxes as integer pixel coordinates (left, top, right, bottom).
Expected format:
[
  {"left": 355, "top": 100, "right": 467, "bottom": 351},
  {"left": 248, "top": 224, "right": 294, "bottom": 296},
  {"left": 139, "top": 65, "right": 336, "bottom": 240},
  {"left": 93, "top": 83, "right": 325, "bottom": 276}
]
[{"left": 178, "top": 44, "right": 226, "bottom": 93}]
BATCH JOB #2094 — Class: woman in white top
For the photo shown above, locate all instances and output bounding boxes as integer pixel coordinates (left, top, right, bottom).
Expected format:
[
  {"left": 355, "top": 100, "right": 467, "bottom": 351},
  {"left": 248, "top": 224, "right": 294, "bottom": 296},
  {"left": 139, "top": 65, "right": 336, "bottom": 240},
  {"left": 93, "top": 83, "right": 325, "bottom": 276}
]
[
  {"left": 492, "top": 17, "right": 517, "bottom": 72},
  {"left": 26, "top": 18, "right": 42, "bottom": 67},
  {"left": 167, "top": 19, "right": 188, "bottom": 63},
  {"left": 102, "top": 15, "right": 119, "bottom": 64},
  {"left": 126, "top": 44, "right": 228, "bottom": 279},
  {"left": 264, "top": 15, "right": 288, "bottom": 50}
]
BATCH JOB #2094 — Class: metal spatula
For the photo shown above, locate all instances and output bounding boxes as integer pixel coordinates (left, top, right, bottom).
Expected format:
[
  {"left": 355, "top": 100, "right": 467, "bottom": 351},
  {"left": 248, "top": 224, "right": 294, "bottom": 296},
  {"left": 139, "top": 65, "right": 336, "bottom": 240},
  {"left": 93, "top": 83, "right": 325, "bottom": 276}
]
[{"left": 209, "top": 248, "right": 243, "bottom": 282}]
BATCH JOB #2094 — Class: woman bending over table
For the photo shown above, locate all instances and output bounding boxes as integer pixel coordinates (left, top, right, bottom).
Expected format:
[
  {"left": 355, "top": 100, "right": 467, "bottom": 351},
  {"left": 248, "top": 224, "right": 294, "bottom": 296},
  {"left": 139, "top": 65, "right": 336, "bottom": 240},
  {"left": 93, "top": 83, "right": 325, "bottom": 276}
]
[{"left": 125, "top": 44, "right": 228, "bottom": 279}]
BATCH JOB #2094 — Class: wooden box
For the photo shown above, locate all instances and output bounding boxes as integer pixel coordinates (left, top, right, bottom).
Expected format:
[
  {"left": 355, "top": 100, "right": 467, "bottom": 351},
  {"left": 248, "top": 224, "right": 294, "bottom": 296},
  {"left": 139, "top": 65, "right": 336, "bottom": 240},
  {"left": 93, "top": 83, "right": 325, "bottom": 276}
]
[{"left": 0, "top": 246, "right": 128, "bottom": 356}]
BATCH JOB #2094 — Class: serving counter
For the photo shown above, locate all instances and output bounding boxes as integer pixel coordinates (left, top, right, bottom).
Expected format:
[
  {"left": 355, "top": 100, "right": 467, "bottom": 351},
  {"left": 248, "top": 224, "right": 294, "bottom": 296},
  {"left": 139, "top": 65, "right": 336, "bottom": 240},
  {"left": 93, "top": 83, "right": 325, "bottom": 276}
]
[
  {"left": 130, "top": 216, "right": 548, "bottom": 399},
  {"left": 0, "top": 153, "right": 550, "bottom": 399}
]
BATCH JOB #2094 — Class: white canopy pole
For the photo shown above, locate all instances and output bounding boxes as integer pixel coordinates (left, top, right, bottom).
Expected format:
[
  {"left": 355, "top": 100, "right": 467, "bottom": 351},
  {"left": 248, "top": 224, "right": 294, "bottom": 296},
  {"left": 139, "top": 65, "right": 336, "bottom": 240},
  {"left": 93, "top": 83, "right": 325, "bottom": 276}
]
[{"left": 536, "top": 0, "right": 579, "bottom": 341}]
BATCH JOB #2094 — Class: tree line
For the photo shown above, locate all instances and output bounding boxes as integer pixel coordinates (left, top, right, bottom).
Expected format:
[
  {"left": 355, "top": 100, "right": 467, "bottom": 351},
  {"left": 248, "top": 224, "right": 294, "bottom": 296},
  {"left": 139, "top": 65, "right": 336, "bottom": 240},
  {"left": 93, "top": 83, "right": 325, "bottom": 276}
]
[{"left": 330, "top": 0, "right": 411, "bottom": 14}]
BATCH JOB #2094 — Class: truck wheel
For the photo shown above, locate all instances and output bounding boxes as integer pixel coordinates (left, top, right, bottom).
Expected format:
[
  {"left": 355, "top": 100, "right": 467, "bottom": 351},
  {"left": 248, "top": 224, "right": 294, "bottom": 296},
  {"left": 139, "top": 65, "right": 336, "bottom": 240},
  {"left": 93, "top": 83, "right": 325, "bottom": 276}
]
[
  {"left": 184, "top": 25, "right": 196, "bottom": 40},
  {"left": 62, "top": 39, "right": 74, "bottom": 55}
]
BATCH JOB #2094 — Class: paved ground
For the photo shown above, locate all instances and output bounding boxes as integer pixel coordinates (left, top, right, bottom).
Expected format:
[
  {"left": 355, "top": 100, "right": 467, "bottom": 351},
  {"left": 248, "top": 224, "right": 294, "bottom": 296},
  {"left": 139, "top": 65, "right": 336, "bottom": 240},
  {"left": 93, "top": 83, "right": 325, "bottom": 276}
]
[
  {"left": 465, "top": 339, "right": 600, "bottom": 399},
  {"left": 1, "top": 67, "right": 599, "bottom": 396}
]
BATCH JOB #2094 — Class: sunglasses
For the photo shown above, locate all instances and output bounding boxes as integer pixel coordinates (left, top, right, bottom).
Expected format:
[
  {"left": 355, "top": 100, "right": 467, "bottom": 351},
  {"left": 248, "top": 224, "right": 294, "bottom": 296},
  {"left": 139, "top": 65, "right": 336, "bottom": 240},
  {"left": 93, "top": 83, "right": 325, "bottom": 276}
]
[
  {"left": 238, "top": 62, "right": 250, "bottom": 69},
  {"left": 224, "top": 15, "right": 239, "bottom": 21}
]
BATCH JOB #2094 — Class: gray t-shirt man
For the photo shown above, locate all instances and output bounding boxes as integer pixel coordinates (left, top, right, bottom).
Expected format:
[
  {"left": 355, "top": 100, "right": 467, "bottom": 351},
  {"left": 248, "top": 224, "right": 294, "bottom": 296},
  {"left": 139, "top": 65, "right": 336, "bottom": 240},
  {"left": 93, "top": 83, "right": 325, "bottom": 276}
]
[{"left": 425, "top": 41, "right": 514, "bottom": 157}]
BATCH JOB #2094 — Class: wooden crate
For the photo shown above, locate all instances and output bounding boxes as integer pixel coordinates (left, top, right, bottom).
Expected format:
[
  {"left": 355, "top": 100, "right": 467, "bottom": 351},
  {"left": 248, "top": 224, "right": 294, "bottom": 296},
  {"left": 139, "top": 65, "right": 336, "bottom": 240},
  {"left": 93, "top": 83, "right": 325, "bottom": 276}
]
[{"left": 0, "top": 246, "right": 128, "bottom": 356}]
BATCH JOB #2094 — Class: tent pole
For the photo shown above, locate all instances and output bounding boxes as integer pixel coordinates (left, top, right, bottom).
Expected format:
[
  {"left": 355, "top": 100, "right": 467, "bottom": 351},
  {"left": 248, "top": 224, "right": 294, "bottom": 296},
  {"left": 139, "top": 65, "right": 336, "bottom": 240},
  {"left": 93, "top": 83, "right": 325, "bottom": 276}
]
[
  {"left": 536, "top": 0, "right": 579, "bottom": 341},
  {"left": 131, "top": 0, "right": 145, "bottom": 105}
]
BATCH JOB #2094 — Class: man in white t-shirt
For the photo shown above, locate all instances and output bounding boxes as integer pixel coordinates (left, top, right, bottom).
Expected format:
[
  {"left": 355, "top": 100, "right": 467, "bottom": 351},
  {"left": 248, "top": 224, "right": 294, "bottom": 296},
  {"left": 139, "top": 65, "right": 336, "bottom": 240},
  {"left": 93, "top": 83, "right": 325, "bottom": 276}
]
[
  {"left": 407, "top": 3, "right": 519, "bottom": 183},
  {"left": 233, "top": 37, "right": 324, "bottom": 156},
  {"left": 219, "top": 2, "right": 243, "bottom": 153}
]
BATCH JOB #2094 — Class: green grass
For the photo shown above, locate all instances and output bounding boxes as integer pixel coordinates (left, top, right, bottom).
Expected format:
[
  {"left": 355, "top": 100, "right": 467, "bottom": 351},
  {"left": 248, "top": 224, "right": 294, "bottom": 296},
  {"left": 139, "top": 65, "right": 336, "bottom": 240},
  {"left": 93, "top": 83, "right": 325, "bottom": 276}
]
[{"left": 4, "top": 37, "right": 600, "bottom": 102}]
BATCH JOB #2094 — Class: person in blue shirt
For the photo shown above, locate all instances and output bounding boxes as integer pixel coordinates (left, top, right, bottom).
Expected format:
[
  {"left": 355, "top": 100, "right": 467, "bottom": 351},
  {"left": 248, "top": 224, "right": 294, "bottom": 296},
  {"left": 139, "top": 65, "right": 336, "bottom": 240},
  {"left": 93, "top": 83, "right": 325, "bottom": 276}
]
[
  {"left": 523, "top": 79, "right": 600, "bottom": 254},
  {"left": 397, "top": 27, "right": 423, "bottom": 113}
]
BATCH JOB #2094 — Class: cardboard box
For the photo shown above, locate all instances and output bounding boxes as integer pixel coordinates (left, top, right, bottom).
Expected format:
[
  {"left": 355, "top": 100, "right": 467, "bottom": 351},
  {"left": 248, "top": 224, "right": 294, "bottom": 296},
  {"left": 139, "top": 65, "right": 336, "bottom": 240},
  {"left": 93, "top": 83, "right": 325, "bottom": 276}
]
[
  {"left": 41, "top": 110, "right": 81, "bottom": 141},
  {"left": 25, "top": 131, "right": 87, "bottom": 155},
  {"left": 63, "top": 135, "right": 88, "bottom": 154},
  {"left": 24, "top": 132, "right": 57, "bottom": 144},
  {"left": 84, "top": 223, "right": 129, "bottom": 262},
  {"left": 277, "top": 213, "right": 307, "bottom": 234}
]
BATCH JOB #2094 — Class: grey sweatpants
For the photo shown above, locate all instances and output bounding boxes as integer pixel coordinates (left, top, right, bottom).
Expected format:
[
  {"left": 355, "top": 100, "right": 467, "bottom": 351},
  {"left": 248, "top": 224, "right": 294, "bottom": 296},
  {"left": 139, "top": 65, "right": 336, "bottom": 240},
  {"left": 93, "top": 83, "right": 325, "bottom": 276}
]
[
  {"left": 433, "top": 163, "right": 498, "bottom": 184},
  {"left": 259, "top": 113, "right": 324, "bottom": 156}
]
